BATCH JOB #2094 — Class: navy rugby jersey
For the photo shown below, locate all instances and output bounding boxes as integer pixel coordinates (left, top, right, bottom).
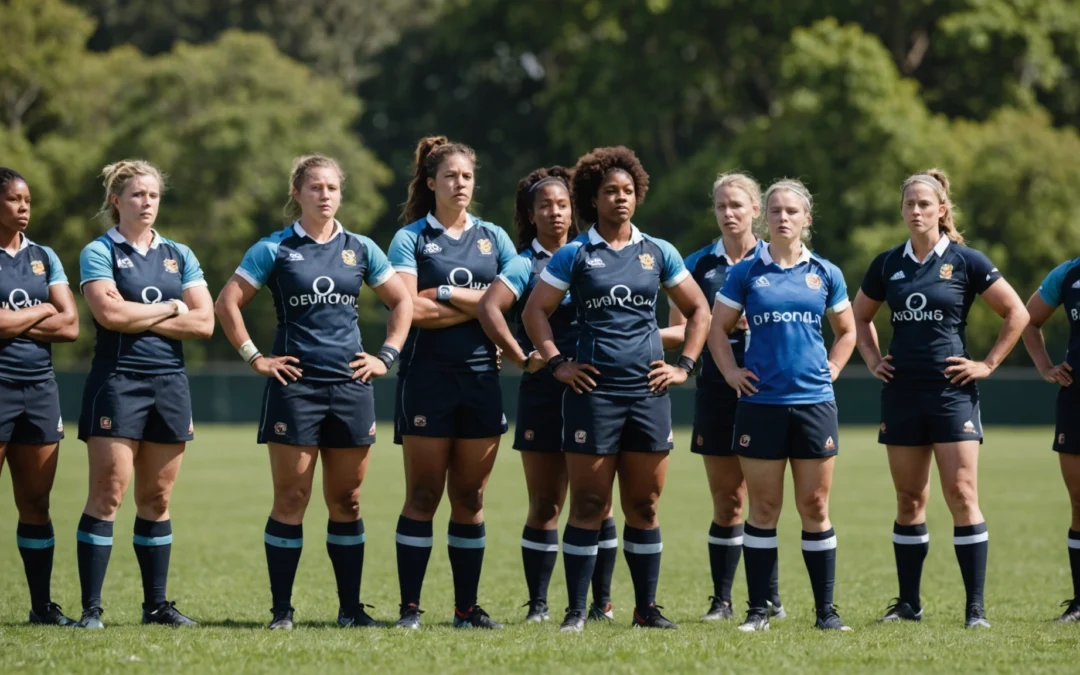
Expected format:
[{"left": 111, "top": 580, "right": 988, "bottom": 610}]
[
  {"left": 497, "top": 239, "right": 579, "bottom": 361},
  {"left": 541, "top": 225, "right": 689, "bottom": 396},
  {"left": 682, "top": 239, "right": 763, "bottom": 388},
  {"left": 861, "top": 237, "right": 1001, "bottom": 385},
  {"left": 0, "top": 235, "right": 68, "bottom": 382},
  {"left": 1037, "top": 257, "right": 1080, "bottom": 374},
  {"left": 236, "top": 221, "right": 394, "bottom": 382},
  {"left": 717, "top": 245, "right": 849, "bottom": 405},
  {"left": 80, "top": 228, "right": 206, "bottom": 374},
  {"left": 389, "top": 213, "right": 516, "bottom": 373}
]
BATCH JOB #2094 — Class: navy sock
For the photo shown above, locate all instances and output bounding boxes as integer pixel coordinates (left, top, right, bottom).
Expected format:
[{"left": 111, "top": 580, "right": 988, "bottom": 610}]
[
  {"left": 133, "top": 518, "right": 173, "bottom": 607},
  {"left": 77, "top": 514, "right": 113, "bottom": 610},
  {"left": 521, "top": 526, "right": 558, "bottom": 604},
  {"left": 1070, "top": 530, "right": 1080, "bottom": 598},
  {"left": 395, "top": 516, "right": 433, "bottom": 607},
  {"left": 447, "top": 521, "right": 486, "bottom": 613},
  {"left": 623, "top": 525, "right": 662, "bottom": 610},
  {"left": 801, "top": 528, "right": 837, "bottom": 610},
  {"left": 264, "top": 518, "right": 303, "bottom": 610},
  {"left": 562, "top": 525, "right": 599, "bottom": 611},
  {"left": 327, "top": 519, "right": 365, "bottom": 610},
  {"left": 893, "top": 522, "right": 929, "bottom": 610},
  {"left": 954, "top": 523, "right": 988, "bottom": 607},
  {"left": 743, "top": 524, "right": 776, "bottom": 610},
  {"left": 708, "top": 522, "right": 743, "bottom": 604},
  {"left": 17, "top": 521, "right": 55, "bottom": 612},
  {"left": 592, "top": 517, "right": 617, "bottom": 607}
]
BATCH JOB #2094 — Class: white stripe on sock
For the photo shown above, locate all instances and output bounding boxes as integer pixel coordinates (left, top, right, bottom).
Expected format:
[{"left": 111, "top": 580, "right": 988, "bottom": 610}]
[
  {"left": 953, "top": 532, "right": 989, "bottom": 546},
  {"left": 743, "top": 534, "right": 777, "bottom": 549},
  {"left": 1069, "top": 537, "right": 1080, "bottom": 550},
  {"left": 893, "top": 533, "right": 930, "bottom": 545},
  {"left": 622, "top": 540, "right": 663, "bottom": 554},
  {"left": 597, "top": 538, "right": 618, "bottom": 549},
  {"left": 708, "top": 535, "right": 744, "bottom": 546},
  {"left": 563, "top": 543, "right": 598, "bottom": 556},
  {"left": 521, "top": 538, "right": 559, "bottom": 552},
  {"left": 801, "top": 536, "right": 837, "bottom": 552}
]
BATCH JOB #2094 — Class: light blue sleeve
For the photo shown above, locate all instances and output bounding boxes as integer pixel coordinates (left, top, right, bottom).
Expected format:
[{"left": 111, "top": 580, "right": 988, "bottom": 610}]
[
  {"left": 79, "top": 239, "right": 113, "bottom": 289},
  {"left": 538, "top": 242, "right": 580, "bottom": 291},
  {"left": 235, "top": 239, "right": 279, "bottom": 290},
  {"left": 497, "top": 254, "right": 532, "bottom": 299},
  {"left": 655, "top": 238, "right": 689, "bottom": 288},
  {"left": 175, "top": 242, "right": 207, "bottom": 290},
  {"left": 1037, "top": 260, "right": 1076, "bottom": 307},
  {"left": 388, "top": 226, "right": 419, "bottom": 274},
  {"left": 489, "top": 224, "right": 517, "bottom": 273},
  {"left": 825, "top": 261, "right": 850, "bottom": 313},
  {"left": 42, "top": 246, "right": 68, "bottom": 286},
  {"left": 361, "top": 236, "right": 394, "bottom": 287},
  {"left": 716, "top": 260, "right": 748, "bottom": 310}
]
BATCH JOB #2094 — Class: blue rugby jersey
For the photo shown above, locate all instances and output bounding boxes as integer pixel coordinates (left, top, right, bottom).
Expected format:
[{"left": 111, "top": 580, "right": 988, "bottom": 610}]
[
  {"left": 540, "top": 225, "right": 689, "bottom": 396},
  {"left": 80, "top": 228, "right": 206, "bottom": 374},
  {"left": 1037, "top": 257, "right": 1080, "bottom": 374},
  {"left": 861, "top": 237, "right": 1002, "bottom": 385},
  {"left": 236, "top": 221, "right": 394, "bottom": 383},
  {"left": 388, "top": 213, "right": 516, "bottom": 373},
  {"left": 496, "top": 239, "right": 579, "bottom": 360},
  {"left": 717, "top": 245, "right": 849, "bottom": 405},
  {"left": 0, "top": 234, "right": 68, "bottom": 382},
  {"left": 682, "top": 239, "right": 763, "bottom": 387}
]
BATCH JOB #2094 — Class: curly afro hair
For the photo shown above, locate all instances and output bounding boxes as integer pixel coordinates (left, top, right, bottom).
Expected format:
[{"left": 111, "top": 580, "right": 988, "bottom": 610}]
[
  {"left": 571, "top": 146, "right": 649, "bottom": 225},
  {"left": 513, "top": 165, "right": 578, "bottom": 251}
]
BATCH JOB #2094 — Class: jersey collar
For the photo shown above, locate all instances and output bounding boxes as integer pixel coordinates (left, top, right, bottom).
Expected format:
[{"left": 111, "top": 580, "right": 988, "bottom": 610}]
[
  {"left": 759, "top": 243, "right": 811, "bottom": 269},
  {"left": 713, "top": 238, "right": 761, "bottom": 265},
  {"left": 0, "top": 232, "right": 30, "bottom": 257},
  {"left": 587, "top": 223, "right": 643, "bottom": 249},
  {"left": 903, "top": 236, "right": 950, "bottom": 264},
  {"left": 531, "top": 238, "right": 555, "bottom": 257},
  {"left": 107, "top": 227, "right": 161, "bottom": 254},
  {"left": 426, "top": 212, "right": 475, "bottom": 232},
  {"left": 292, "top": 220, "right": 343, "bottom": 242}
]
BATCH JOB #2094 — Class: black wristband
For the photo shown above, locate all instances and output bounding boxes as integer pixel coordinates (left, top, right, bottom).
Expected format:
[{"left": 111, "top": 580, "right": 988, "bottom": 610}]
[
  {"left": 377, "top": 344, "right": 400, "bottom": 370},
  {"left": 546, "top": 354, "right": 569, "bottom": 373},
  {"left": 677, "top": 355, "right": 696, "bottom": 374}
]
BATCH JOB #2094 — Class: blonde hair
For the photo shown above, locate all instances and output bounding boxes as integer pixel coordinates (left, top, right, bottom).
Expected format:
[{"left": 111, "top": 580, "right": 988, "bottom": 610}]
[
  {"left": 761, "top": 178, "right": 813, "bottom": 243},
  {"left": 901, "top": 168, "right": 964, "bottom": 245},
  {"left": 99, "top": 160, "right": 166, "bottom": 225},
  {"left": 285, "top": 154, "right": 345, "bottom": 220}
]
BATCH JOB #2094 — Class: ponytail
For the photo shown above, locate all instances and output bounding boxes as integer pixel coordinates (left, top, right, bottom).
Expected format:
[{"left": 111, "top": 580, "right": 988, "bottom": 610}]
[
  {"left": 400, "top": 136, "right": 476, "bottom": 224},
  {"left": 902, "top": 168, "right": 964, "bottom": 245}
]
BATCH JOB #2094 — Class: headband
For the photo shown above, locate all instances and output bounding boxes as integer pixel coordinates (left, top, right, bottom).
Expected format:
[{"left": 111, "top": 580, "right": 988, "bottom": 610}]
[
  {"left": 528, "top": 176, "right": 568, "bottom": 194},
  {"left": 767, "top": 182, "right": 812, "bottom": 212},
  {"left": 905, "top": 174, "right": 946, "bottom": 197}
]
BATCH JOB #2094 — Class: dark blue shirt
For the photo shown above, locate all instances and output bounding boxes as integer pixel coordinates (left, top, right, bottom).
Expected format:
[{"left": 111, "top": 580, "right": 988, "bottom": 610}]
[
  {"left": 542, "top": 225, "right": 688, "bottom": 396},
  {"left": 1037, "top": 257, "right": 1080, "bottom": 374},
  {"left": 861, "top": 238, "right": 1001, "bottom": 386},
  {"left": 80, "top": 228, "right": 205, "bottom": 374},
  {"left": 0, "top": 235, "right": 68, "bottom": 382},
  {"left": 237, "top": 221, "right": 394, "bottom": 382},
  {"left": 389, "top": 213, "right": 516, "bottom": 373}
]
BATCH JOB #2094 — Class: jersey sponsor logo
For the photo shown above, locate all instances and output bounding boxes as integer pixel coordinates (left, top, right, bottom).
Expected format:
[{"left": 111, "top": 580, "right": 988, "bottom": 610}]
[
  {"left": 117, "top": 256, "right": 134, "bottom": 269},
  {"left": 1072, "top": 308, "right": 1079, "bottom": 320},
  {"left": 524, "top": 429, "right": 535, "bottom": 441},
  {"left": 477, "top": 239, "right": 493, "bottom": 255},
  {"left": 585, "top": 257, "right": 606, "bottom": 268},
  {"left": 939, "top": 263, "right": 953, "bottom": 280},
  {"left": 30, "top": 260, "right": 45, "bottom": 275},
  {"left": 584, "top": 284, "right": 656, "bottom": 310},
  {"left": 447, "top": 267, "right": 489, "bottom": 290},
  {"left": 288, "top": 252, "right": 304, "bottom": 261},
  {"left": 274, "top": 422, "right": 287, "bottom": 435},
  {"left": 889, "top": 270, "right": 906, "bottom": 281},
  {"left": 824, "top": 436, "right": 836, "bottom": 450},
  {"left": 892, "top": 293, "right": 943, "bottom": 322},
  {"left": 574, "top": 430, "right": 587, "bottom": 444},
  {"left": 413, "top": 415, "right": 427, "bottom": 428},
  {"left": 422, "top": 242, "right": 442, "bottom": 255},
  {"left": 739, "top": 434, "right": 751, "bottom": 447},
  {"left": 638, "top": 253, "right": 655, "bottom": 270},
  {"left": 341, "top": 249, "right": 357, "bottom": 266},
  {"left": 288, "top": 277, "right": 358, "bottom": 307},
  {"left": 963, "top": 420, "right": 976, "bottom": 433},
  {"left": 163, "top": 258, "right": 179, "bottom": 274},
  {"left": 100, "top": 416, "right": 112, "bottom": 430},
  {"left": 2, "top": 288, "right": 41, "bottom": 310},
  {"left": 140, "top": 286, "right": 164, "bottom": 304},
  {"left": 750, "top": 310, "right": 821, "bottom": 326},
  {"left": 805, "top": 273, "right": 822, "bottom": 290},
  {"left": 753, "top": 276, "right": 770, "bottom": 288}
]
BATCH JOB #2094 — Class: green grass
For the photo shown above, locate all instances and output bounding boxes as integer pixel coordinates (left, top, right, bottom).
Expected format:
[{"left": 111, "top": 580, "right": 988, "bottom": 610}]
[{"left": 1, "top": 425, "right": 1077, "bottom": 674}]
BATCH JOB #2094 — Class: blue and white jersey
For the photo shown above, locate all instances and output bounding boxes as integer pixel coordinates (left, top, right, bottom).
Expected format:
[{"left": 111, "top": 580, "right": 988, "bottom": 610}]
[
  {"left": 1037, "top": 257, "right": 1080, "bottom": 374},
  {"left": 236, "top": 221, "right": 394, "bottom": 383},
  {"left": 717, "top": 245, "right": 849, "bottom": 405},
  {"left": 80, "top": 228, "right": 206, "bottom": 374},
  {"left": 0, "top": 234, "right": 68, "bottom": 382},
  {"left": 861, "top": 237, "right": 1002, "bottom": 385},
  {"left": 683, "top": 239, "right": 763, "bottom": 387},
  {"left": 496, "top": 239, "right": 578, "bottom": 361},
  {"left": 389, "top": 212, "right": 516, "bottom": 373},
  {"left": 541, "top": 225, "right": 689, "bottom": 396}
]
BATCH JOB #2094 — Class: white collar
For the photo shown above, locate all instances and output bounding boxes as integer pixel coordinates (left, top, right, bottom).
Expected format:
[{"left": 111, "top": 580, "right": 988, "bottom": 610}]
[
  {"left": 531, "top": 238, "right": 555, "bottom": 256},
  {"left": 713, "top": 238, "right": 759, "bottom": 265},
  {"left": 0, "top": 232, "right": 30, "bottom": 257},
  {"left": 108, "top": 226, "right": 161, "bottom": 253},
  {"left": 903, "top": 236, "right": 950, "bottom": 264},
  {"left": 293, "top": 220, "right": 343, "bottom": 242},
  {"left": 760, "top": 243, "right": 812, "bottom": 268},
  {"left": 426, "top": 212, "right": 474, "bottom": 232},
  {"left": 587, "top": 223, "right": 643, "bottom": 248}
]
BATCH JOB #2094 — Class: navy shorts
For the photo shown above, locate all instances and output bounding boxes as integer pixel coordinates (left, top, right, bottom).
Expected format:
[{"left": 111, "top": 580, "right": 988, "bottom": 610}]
[
  {"left": 514, "top": 372, "right": 566, "bottom": 452},
  {"left": 394, "top": 370, "right": 507, "bottom": 444},
  {"left": 78, "top": 372, "right": 193, "bottom": 444},
  {"left": 691, "top": 382, "right": 738, "bottom": 456},
  {"left": 0, "top": 378, "right": 64, "bottom": 444},
  {"left": 878, "top": 383, "right": 983, "bottom": 446},
  {"left": 1053, "top": 386, "right": 1080, "bottom": 454},
  {"left": 733, "top": 400, "right": 839, "bottom": 461},
  {"left": 562, "top": 391, "right": 673, "bottom": 455},
  {"left": 258, "top": 378, "right": 377, "bottom": 448}
]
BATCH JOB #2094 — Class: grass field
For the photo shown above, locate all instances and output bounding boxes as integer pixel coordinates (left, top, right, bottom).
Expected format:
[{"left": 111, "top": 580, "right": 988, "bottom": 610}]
[{"left": 1, "top": 425, "right": 1078, "bottom": 674}]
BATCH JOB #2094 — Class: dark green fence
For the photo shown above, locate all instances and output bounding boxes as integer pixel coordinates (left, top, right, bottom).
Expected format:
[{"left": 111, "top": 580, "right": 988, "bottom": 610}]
[{"left": 54, "top": 368, "right": 1057, "bottom": 426}]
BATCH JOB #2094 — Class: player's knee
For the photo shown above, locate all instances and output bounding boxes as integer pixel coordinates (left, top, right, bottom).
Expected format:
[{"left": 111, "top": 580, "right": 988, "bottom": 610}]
[
  {"left": 625, "top": 498, "right": 659, "bottom": 527},
  {"left": 943, "top": 480, "right": 979, "bottom": 513},
  {"left": 407, "top": 484, "right": 443, "bottom": 517},
  {"left": 713, "top": 486, "right": 745, "bottom": 524},
  {"left": 87, "top": 483, "right": 125, "bottom": 518},
  {"left": 528, "top": 494, "right": 561, "bottom": 525},
  {"left": 135, "top": 490, "right": 171, "bottom": 520},
  {"left": 450, "top": 486, "right": 484, "bottom": 515},
  {"left": 895, "top": 489, "right": 927, "bottom": 522},
  {"left": 15, "top": 492, "right": 51, "bottom": 524},
  {"left": 327, "top": 491, "right": 361, "bottom": 520},
  {"left": 749, "top": 495, "right": 782, "bottom": 527},
  {"left": 796, "top": 491, "right": 829, "bottom": 524},
  {"left": 274, "top": 484, "right": 311, "bottom": 520},
  {"left": 570, "top": 491, "right": 607, "bottom": 523}
]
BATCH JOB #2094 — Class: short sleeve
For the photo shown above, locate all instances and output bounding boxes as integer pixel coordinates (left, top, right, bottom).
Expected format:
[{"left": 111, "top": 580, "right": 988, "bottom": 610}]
[
  {"left": 176, "top": 243, "right": 208, "bottom": 290},
  {"left": 716, "top": 261, "right": 748, "bottom": 311},
  {"left": 964, "top": 248, "right": 1003, "bottom": 294},
  {"left": 655, "top": 239, "right": 690, "bottom": 288},
  {"left": 825, "top": 262, "right": 850, "bottom": 314},
  {"left": 235, "top": 239, "right": 278, "bottom": 290},
  {"left": 539, "top": 242, "right": 579, "bottom": 292},
  {"left": 860, "top": 251, "right": 888, "bottom": 302},
  {"left": 1037, "top": 260, "right": 1076, "bottom": 307},
  {"left": 497, "top": 255, "right": 532, "bottom": 299},
  {"left": 489, "top": 224, "right": 517, "bottom": 273},
  {"left": 682, "top": 246, "right": 707, "bottom": 277},
  {"left": 42, "top": 246, "right": 68, "bottom": 286},
  {"left": 360, "top": 236, "right": 394, "bottom": 288},
  {"left": 388, "top": 226, "right": 419, "bottom": 275},
  {"left": 79, "top": 240, "right": 114, "bottom": 289}
]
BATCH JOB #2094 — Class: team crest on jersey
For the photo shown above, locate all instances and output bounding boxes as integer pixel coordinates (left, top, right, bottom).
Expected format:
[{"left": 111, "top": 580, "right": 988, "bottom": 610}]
[
  {"left": 939, "top": 264, "right": 953, "bottom": 280},
  {"left": 341, "top": 249, "right": 357, "bottom": 266},
  {"left": 1059, "top": 433, "right": 1066, "bottom": 446},
  {"left": 805, "top": 273, "right": 822, "bottom": 290},
  {"left": 99, "top": 416, "right": 112, "bottom": 430},
  {"left": 574, "top": 430, "right": 587, "bottom": 444},
  {"left": 274, "top": 422, "right": 287, "bottom": 435},
  {"left": 739, "top": 434, "right": 751, "bottom": 447},
  {"left": 753, "top": 277, "right": 770, "bottom": 288},
  {"left": 413, "top": 415, "right": 427, "bottom": 428},
  {"left": 163, "top": 258, "right": 179, "bottom": 274},
  {"left": 638, "top": 253, "right": 655, "bottom": 270},
  {"left": 696, "top": 434, "right": 704, "bottom": 447},
  {"left": 117, "top": 256, "right": 134, "bottom": 269},
  {"left": 477, "top": 239, "right": 493, "bottom": 255},
  {"left": 963, "top": 420, "right": 976, "bottom": 433},
  {"left": 824, "top": 436, "right": 836, "bottom": 450},
  {"left": 30, "top": 260, "right": 45, "bottom": 276},
  {"left": 524, "top": 429, "right": 535, "bottom": 441}
]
